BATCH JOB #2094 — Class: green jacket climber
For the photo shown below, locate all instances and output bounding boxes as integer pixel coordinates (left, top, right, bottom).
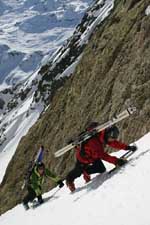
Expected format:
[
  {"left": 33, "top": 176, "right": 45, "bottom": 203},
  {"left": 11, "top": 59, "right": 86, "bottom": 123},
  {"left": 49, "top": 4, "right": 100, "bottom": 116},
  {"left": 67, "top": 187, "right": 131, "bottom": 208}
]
[
  {"left": 29, "top": 164, "right": 61, "bottom": 196},
  {"left": 23, "top": 162, "right": 64, "bottom": 210}
]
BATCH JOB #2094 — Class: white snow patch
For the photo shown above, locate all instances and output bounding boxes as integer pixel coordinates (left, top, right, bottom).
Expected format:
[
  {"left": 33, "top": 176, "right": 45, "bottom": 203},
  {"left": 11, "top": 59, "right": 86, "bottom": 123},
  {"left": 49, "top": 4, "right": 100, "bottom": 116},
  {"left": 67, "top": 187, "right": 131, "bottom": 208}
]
[
  {"left": 145, "top": 5, "right": 150, "bottom": 16},
  {"left": 55, "top": 55, "right": 83, "bottom": 79},
  {"left": 0, "top": 93, "right": 43, "bottom": 183},
  {"left": 78, "top": 0, "right": 114, "bottom": 47},
  {"left": 0, "top": 109, "right": 40, "bottom": 183}
]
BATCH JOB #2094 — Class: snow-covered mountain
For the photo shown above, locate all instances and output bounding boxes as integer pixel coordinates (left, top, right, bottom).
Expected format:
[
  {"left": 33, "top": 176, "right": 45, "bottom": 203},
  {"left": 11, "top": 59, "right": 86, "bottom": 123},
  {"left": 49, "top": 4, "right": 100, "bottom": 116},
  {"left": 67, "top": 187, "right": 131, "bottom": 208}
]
[
  {"left": 0, "top": 0, "right": 115, "bottom": 183},
  {"left": 0, "top": 0, "right": 96, "bottom": 96},
  {"left": 0, "top": 132, "right": 150, "bottom": 224},
  {"left": 0, "top": 0, "right": 93, "bottom": 90}
]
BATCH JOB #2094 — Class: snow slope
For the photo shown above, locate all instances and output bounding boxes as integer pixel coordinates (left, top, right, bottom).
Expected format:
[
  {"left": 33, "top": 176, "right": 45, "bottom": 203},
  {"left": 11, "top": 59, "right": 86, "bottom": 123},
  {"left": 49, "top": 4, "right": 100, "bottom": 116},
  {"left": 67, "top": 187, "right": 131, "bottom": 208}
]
[{"left": 0, "top": 132, "right": 150, "bottom": 225}]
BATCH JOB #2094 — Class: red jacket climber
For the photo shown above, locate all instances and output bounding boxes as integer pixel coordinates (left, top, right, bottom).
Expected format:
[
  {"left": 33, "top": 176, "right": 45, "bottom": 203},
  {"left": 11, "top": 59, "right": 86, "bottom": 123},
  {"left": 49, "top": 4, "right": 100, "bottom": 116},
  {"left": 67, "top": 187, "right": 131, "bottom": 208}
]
[{"left": 66, "top": 123, "right": 137, "bottom": 192}]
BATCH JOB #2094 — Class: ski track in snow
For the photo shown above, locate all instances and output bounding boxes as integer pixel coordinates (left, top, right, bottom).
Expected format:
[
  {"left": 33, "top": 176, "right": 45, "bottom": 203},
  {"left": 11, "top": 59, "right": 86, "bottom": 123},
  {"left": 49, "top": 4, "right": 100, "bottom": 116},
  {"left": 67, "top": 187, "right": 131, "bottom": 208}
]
[{"left": 0, "top": 133, "right": 150, "bottom": 225}]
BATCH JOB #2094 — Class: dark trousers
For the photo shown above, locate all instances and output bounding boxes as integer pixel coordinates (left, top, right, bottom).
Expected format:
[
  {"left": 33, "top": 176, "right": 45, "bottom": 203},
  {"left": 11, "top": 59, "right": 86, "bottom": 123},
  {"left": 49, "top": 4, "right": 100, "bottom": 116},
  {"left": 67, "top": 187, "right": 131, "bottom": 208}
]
[
  {"left": 66, "top": 160, "right": 106, "bottom": 183},
  {"left": 23, "top": 186, "right": 42, "bottom": 205}
]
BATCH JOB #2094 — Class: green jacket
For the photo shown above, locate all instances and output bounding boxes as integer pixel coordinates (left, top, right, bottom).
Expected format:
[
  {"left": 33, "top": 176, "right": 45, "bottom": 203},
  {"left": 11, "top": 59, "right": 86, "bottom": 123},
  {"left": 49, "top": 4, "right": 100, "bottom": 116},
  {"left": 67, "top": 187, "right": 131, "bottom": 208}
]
[{"left": 29, "top": 166, "right": 60, "bottom": 196}]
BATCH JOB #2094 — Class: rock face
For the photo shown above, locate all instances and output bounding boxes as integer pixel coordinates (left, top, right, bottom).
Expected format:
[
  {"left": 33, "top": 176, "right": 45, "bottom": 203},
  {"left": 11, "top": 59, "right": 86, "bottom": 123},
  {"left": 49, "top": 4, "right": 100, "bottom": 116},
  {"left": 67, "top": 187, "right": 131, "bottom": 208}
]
[{"left": 0, "top": 0, "right": 150, "bottom": 214}]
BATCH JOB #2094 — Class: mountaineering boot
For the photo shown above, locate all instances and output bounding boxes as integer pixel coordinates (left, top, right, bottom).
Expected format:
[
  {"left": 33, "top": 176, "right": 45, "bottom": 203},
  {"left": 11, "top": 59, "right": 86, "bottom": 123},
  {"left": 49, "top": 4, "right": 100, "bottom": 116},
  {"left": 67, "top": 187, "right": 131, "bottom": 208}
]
[
  {"left": 37, "top": 195, "right": 44, "bottom": 204},
  {"left": 83, "top": 171, "right": 91, "bottom": 183},
  {"left": 23, "top": 202, "right": 29, "bottom": 210},
  {"left": 66, "top": 181, "right": 76, "bottom": 192}
]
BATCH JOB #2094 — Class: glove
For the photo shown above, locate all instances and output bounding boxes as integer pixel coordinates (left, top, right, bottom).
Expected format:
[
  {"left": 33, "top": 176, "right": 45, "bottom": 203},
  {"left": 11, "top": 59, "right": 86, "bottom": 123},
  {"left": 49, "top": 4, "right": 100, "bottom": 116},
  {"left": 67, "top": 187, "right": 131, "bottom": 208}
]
[
  {"left": 116, "top": 158, "right": 127, "bottom": 167},
  {"left": 57, "top": 180, "right": 64, "bottom": 188},
  {"left": 37, "top": 195, "right": 44, "bottom": 204},
  {"left": 126, "top": 145, "right": 137, "bottom": 152}
]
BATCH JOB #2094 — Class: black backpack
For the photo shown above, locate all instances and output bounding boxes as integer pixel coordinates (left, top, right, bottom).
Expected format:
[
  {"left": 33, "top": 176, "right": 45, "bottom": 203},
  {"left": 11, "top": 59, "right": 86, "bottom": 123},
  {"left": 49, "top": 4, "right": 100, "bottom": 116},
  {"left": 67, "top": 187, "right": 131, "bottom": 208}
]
[
  {"left": 24, "top": 161, "right": 36, "bottom": 184},
  {"left": 79, "top": 132, "right": 100, "bottom": 158}
]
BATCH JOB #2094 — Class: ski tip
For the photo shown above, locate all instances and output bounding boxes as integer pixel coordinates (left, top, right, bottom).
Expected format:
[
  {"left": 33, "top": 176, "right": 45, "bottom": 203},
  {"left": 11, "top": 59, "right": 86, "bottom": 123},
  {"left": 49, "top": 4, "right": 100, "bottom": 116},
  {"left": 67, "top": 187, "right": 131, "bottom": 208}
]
[
  {"left": 127, "top": 106, "right": 137, "bottom": 114},
  {"left": 54, "top": 153, "right": 60, "bottom": 158}
]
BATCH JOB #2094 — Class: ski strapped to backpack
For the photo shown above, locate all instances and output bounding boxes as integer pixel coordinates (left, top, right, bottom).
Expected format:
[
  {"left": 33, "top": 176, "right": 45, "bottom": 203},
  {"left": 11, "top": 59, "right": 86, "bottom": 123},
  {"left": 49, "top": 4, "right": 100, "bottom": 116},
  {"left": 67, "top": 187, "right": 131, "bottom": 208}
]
[
  {"left": 21, "top": 146, "right": 45, "bottom": 190},
  {"left": 54, "top": 106, "right": 136, "bottom": 158}
]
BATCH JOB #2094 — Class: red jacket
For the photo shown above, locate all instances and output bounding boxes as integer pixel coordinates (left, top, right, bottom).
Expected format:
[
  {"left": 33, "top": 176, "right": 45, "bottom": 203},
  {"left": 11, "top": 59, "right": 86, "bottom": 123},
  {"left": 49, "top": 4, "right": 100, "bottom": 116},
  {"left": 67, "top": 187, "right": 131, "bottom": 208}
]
[{"left": 76, "top": 130, "right": 128, "bottom": 165}]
